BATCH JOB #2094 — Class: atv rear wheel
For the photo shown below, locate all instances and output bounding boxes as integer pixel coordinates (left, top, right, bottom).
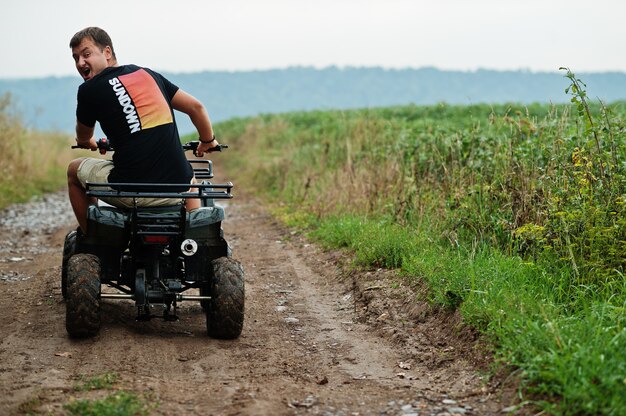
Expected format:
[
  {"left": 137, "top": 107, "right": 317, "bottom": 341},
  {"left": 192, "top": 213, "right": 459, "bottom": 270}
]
[
  {"left": 207, "top": 257, "right": 244, "bottom": 339},
  {"left": 66, "top": 254, "right": 101, "bottom": 338},
  {"left": 61, "top": 230, "right": 77, "bottom": 300}
]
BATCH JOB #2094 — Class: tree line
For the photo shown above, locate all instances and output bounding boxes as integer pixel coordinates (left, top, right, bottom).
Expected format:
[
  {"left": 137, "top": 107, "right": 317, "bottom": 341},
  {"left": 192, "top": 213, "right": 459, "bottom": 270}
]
[{"left": 1, "top": 66, "right": 625, "bottom": 134}]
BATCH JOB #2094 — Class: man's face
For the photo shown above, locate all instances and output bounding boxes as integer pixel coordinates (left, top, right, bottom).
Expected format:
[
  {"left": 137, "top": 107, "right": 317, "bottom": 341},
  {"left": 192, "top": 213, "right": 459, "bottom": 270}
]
[{"left": 71, "top": 37, "right": 111, "bottom": 81}]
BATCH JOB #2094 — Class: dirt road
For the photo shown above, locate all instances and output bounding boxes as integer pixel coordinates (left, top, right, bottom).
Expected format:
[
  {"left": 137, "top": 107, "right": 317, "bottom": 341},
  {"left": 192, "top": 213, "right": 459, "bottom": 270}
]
[{"left": 0, "top": 188, "right": 517, "bottom": 415}]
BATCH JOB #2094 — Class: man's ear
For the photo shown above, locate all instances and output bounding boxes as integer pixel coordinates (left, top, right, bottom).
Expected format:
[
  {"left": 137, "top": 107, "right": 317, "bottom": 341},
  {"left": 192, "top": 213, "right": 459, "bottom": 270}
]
[{"left": 104, "top": 46, "right": 113, "bottom": 61}]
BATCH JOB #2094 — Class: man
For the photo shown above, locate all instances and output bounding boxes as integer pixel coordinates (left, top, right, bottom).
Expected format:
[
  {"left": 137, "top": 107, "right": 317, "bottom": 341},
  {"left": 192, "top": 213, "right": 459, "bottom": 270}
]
[{"left": 67, "top": 27, "right": 217, "bottom": 233}]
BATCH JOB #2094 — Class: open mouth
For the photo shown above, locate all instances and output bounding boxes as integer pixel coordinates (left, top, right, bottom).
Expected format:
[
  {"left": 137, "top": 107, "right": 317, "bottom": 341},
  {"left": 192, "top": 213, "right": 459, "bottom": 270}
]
[{"left": 82, "top": 67, "right": 91, "bottom": 79}]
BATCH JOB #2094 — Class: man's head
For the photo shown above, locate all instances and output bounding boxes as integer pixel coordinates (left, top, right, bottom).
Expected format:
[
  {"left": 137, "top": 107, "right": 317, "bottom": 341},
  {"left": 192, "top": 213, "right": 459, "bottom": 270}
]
[{"left": 70, "top": 27, "right": 117, "bottom": 81}]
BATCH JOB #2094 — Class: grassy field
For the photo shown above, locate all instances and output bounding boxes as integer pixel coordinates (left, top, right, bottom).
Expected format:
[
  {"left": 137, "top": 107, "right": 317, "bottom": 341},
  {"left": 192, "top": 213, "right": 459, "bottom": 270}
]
[
  {"left": 4, "top": 73, "right": 625, "bottom": 413},
  {"left": 0, "top": 93, "right": 75, "bottom": 209},
  {"left": 213, "top": 77, "right": 626, "bottom": 414}
]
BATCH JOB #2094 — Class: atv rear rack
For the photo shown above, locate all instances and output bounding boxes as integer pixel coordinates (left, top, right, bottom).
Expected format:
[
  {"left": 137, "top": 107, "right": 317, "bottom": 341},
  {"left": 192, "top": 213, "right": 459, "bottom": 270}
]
[
  {"left": 85, "top": 182, "right": 233, "bottom": 200},
  {"left": 189, "top": 159, "right": 213, "bottom": 180}
]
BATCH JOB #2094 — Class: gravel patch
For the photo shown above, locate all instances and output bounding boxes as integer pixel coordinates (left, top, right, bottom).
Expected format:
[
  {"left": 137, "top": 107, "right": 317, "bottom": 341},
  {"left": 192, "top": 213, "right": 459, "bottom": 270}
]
[
  {"left": 0, "top": 192, "right": 74, "bottom": 283},
  {"left": 0, "top": 191, "right": 74, "bottom": 233},
  {"left": 0, "top": 271, "right": 32, "bottom": 282}
]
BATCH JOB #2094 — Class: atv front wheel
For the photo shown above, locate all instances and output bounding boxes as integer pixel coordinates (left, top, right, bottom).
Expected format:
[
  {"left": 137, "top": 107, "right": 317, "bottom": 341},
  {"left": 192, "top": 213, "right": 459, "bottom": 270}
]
[
  {"left": 207, "top": 257, "right": 244, "bottom": 339},
  {"left": 61, "top": 230, "right": 77, "bottom": 300},
  {"left": 66, "top": 254, "right": 101, "bottom": 338}
]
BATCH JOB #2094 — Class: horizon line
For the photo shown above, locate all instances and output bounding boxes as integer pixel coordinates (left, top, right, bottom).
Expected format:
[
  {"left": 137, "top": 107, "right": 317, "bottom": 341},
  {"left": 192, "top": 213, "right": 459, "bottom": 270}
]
[{"left": 2, "top": 65, "right": 626, "bottom": 81}]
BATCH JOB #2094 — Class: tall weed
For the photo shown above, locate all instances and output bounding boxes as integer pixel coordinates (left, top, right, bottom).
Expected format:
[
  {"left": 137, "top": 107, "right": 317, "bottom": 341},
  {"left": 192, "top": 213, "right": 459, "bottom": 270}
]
[{"left": 0, "top": 93, "right": 74, "bottom": 208}]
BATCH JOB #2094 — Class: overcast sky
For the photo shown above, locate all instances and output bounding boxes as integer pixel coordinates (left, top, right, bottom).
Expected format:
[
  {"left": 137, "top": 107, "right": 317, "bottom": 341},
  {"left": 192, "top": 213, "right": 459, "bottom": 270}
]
[{"left": 1, "top": 0, "right": 624, "bottom": 79}]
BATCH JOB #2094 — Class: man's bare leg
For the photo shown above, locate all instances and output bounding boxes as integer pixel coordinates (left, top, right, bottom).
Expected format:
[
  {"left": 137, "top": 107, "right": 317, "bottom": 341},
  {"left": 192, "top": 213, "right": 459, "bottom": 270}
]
[
  {"left": 67, "top": 158, "right": 96, "bottom": 234},
  {"left": 185, "top": 177, "right": 201, "bottom": 211}
]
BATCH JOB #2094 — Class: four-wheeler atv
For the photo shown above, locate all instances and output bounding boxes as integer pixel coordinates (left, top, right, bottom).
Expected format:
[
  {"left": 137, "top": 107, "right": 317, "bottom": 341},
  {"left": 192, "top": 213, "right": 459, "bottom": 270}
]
[{"left": 61, "top": 140, "right": 244, "bottom": 339}]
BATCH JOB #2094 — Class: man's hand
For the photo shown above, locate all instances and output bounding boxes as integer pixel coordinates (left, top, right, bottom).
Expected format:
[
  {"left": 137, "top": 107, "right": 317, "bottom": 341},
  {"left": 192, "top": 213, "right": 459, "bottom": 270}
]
[
  {"left": 76, "top": 136, "right": 98, "bottom": 151},
  {"left": 195, "top": 138, "right": 219, "bottom": 157}
]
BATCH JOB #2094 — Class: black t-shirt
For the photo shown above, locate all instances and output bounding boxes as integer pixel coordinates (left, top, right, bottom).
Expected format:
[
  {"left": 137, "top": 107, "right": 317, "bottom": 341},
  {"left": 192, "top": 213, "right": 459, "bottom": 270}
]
[{"left": 76, "top": 65, "right": 193, "bottom": 189}]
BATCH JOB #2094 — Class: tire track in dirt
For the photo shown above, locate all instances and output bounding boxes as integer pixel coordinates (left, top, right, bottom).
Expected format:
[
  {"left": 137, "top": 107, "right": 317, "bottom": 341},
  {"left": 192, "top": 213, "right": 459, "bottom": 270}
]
[{"left": 0, "top": 190, "right": 517, "bottom": 415}]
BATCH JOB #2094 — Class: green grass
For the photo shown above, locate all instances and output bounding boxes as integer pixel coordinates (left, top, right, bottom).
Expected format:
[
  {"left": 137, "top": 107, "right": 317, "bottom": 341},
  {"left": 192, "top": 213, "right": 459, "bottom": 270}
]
[
  {"left": 63, "top": 371, "right": 157, "bottom": 416},
  {"left": 501, "top": 302, "right": 626, "bottom": 414},
  {"left": 212, "top": 84, "right": 626, "bottom": 414},
  {"left": 73, "top": 372, "right": 119, "bottom": 391},
  {"left": 64, "top": 391, "right": 155, "bottom": 416}
]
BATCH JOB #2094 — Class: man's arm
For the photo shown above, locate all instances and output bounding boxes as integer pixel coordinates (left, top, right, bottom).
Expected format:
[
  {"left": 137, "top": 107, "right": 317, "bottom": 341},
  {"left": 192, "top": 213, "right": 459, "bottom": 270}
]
[
  {"left": 76, "top": 120, "right": 97, "bottom": 150},
  {"left": 171, "top": 90, "right": 218, "bottom": 156}
]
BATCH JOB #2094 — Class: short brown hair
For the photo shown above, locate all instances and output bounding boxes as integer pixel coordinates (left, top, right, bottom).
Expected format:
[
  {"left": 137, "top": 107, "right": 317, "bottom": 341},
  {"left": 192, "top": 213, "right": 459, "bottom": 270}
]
[{"left": 69, "top": 27, "right": 117, "bottom": 61}]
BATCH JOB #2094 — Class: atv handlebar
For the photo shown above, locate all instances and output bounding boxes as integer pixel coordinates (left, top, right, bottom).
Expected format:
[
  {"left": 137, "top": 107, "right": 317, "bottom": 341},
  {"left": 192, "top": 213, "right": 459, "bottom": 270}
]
[
  {"left": 182, "top": 141, "right": 229, "bottom": 156},
  {"left": 72, "top": 138, "right": 228, "bottom": 157},
  {"left": 71, "top": 137, "right": 113, "bottom": 154}
]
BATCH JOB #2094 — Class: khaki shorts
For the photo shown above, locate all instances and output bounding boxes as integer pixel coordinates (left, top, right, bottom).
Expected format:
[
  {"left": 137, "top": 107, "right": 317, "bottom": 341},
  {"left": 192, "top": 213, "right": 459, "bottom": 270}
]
[{"left": 77, "top": 158, "right": 186, "bottom": 208}]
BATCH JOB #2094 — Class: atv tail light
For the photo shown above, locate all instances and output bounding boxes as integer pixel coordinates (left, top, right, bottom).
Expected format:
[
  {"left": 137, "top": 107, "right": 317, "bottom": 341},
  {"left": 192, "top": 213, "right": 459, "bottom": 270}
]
[{"left": 143, "top": 235, "right": 171, "bottom": 244}]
